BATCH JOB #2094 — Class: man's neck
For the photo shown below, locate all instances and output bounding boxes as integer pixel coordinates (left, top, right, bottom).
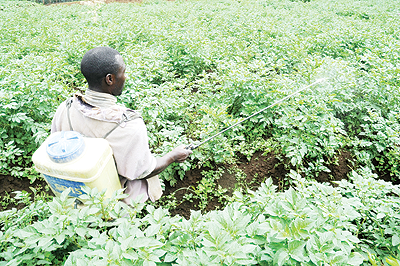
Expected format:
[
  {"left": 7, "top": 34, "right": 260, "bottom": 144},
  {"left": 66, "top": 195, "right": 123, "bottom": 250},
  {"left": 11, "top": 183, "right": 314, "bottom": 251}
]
[
  {"left": 87, "top": 85, "right": 109, "bottom": 94},
  {"left": 84, "top": 88, "right": 117, "bottom": 108}
]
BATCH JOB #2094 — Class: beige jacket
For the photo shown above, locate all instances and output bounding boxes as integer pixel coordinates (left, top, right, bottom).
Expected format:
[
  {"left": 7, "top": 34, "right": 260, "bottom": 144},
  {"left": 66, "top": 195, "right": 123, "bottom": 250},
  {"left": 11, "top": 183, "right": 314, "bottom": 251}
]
[{"left": 51, "top": 90, "right": 162, "bottom": 203}]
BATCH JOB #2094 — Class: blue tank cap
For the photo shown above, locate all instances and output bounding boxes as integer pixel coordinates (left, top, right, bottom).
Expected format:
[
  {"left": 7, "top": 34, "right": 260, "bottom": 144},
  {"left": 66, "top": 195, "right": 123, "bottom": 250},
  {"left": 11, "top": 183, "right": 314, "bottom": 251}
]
[{"left": 46, "top": 131, "right": 85, "bottom": 163}]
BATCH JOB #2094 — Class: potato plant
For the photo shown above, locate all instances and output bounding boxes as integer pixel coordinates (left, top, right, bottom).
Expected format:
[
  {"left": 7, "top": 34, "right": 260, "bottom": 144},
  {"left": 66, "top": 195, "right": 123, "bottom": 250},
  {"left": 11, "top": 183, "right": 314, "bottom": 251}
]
[{"left": 1, "top": 167, "right": 399, "bottom": 265}]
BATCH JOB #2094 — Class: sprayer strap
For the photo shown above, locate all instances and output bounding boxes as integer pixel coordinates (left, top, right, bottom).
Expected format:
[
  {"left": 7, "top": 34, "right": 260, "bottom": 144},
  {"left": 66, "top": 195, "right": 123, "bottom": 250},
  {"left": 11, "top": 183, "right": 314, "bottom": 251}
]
[
  {"left": 102, "top": 112, "right": 142, "bottom": 138},
  {"left": 65, "top": 97, "right": 141, "bottom": 139},
  {"left": 102, "top": 113, "right": 127, "bottom": 139},
  {"left": 66, "top": 98, "right": 74, "bottom": 131}
]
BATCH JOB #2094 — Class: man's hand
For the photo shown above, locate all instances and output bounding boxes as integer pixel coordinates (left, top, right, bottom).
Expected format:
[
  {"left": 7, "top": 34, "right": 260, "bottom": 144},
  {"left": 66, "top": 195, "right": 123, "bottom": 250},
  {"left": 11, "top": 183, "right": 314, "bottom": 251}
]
[
  {"left": 171, "top": 145, "right": 193, "bottom": 163},
  {"left": 145, "top": 144, "right": 193, "bottom": 179}
]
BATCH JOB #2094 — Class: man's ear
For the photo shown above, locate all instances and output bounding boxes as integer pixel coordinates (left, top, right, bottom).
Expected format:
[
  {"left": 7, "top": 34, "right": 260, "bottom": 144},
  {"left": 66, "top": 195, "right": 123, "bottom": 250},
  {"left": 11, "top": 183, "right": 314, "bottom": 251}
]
[{"left": 105, "top": 74, "right": 113, "bottom": 85}]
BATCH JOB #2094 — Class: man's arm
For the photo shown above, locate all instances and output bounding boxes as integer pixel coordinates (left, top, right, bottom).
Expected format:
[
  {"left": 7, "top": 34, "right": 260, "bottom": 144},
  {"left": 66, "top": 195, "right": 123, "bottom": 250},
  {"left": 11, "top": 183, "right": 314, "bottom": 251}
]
[{"left": 144, "top": 145, "right": 192, "bottom": 179}]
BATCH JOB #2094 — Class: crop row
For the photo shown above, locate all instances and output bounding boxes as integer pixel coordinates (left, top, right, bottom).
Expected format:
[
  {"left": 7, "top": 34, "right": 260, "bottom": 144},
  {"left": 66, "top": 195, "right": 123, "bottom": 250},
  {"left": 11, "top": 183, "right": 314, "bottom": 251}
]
[
  {"left": 1, "top": 167, "right": 399, "bottom": 265},
  {"left": 1, "top": 0, "right": 399, "bottom": 185}
]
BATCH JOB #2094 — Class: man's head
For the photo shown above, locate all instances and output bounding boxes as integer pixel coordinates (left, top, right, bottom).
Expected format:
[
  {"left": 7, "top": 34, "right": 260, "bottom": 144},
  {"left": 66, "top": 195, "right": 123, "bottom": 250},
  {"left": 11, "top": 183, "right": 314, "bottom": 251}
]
[{"left": 81, "top": 47, "right": 126, "bottom": 96}]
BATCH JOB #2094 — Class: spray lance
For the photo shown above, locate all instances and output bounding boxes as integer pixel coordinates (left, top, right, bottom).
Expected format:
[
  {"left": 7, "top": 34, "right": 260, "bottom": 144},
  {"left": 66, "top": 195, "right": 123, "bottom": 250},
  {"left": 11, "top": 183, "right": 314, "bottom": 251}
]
[{"left": 185, "top": 78, "right": 326, "bottom": 150}]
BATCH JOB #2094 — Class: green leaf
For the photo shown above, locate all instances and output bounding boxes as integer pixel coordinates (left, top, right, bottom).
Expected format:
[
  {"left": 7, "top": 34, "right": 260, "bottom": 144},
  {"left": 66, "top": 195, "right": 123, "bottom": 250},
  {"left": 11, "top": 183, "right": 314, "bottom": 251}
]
[
  {"left": 348, "top": 252, "right": 365, "bottom": 266},
  {"left": 38, "top": 236, "right": 53, "bottom": 248},
  {"left": 392, "top": 235, "right": 400, "bottom": 246},
  {"left": 145, "top": 224, "right": 162, "bottom": 237},
  {"left": 376, "top": 212, "right": 385, "bottom": 219},
  {"left": 143, "top": 260, "right": 156, "bottom": 266},
  {"left": 386, "top": 257, "right": 400, "bottom": 266},
  {"left": 36, "top": 260, "right": 52, "bottom": 265},
  {"left": 75, "top": 227, "right": 87, "bottom": 238},
  {"left": 87, "top": 207, "right": 101, "bottom": 215},
  {"left": 164, "top": 252, "right": 177, "bottom": 263},
  {"left": 131, "top": 237, "right": 162, "bottom": 249},
  {"left": 54, "top": 233, "right": 65, "bottom": 245},
  {"left": 122, "top": 250, "right": 138, "bottom": 261},
  {"left": 285, "top": 188, "right": 297, "bottom": 206},
  {"left": 288, "top": 240, "right": 306, "bottom": 261},
  {"left": 273, "top": 249, "right": 289, "bottom": 266}
]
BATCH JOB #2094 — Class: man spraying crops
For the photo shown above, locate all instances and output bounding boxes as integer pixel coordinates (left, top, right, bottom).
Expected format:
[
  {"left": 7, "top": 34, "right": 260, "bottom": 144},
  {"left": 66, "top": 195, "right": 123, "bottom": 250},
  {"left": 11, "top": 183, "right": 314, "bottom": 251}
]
[{"left": 51, "top": 46, "right": 192, "bottom": 203}]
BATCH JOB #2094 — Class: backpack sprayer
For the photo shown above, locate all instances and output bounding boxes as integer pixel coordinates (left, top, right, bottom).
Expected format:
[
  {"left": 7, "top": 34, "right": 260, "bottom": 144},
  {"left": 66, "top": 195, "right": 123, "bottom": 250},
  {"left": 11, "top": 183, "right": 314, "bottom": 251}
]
[{"left": 185, "top": 78, "right": 326, "bottom": 150}]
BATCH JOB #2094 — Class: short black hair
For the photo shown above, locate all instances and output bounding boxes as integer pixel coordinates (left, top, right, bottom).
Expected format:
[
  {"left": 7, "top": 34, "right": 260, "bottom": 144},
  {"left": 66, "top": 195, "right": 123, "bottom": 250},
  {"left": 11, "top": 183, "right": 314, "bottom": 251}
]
[{"left": 80, "top": 47, "right": 123, "bottom": 87}]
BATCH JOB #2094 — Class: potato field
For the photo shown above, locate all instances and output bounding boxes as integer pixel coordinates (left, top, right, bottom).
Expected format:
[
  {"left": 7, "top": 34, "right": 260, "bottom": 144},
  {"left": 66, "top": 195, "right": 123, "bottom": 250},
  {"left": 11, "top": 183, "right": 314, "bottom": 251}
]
[{"left": 0, "top": 0, "right": 400, "bottom": 264}]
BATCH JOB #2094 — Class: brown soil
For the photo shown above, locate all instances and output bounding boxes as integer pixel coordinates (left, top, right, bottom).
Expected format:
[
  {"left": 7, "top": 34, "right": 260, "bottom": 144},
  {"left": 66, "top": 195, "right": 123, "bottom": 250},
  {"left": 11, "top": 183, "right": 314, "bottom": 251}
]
[
  {"left": 161, "top": 150, "right": 354, "bottom": 219},
  {"left": 0, "top": 175, "right": 52, "bottom": 212},
  {"left": 1, "top": 150, "right": 354, "bottom": 218},
  {"left": 316, "top": 150, "right": 354, "bottom": 184}
]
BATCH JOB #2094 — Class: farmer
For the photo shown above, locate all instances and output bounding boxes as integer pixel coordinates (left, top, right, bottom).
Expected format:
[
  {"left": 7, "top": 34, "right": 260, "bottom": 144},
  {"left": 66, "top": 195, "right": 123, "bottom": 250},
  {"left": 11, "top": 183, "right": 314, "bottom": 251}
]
[{"left": 51, "top": 46, "right": 192, "bottom": 203}]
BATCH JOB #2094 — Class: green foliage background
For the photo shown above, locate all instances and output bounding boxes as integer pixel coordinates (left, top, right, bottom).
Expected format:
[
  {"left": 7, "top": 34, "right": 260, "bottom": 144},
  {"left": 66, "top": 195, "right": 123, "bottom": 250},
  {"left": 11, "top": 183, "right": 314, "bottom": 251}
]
[
  {"left": 1, "top": 0, "right": 400, "bottom": 185},
  {"left": 0, "top": 0, "right": 400, "bottom": 264}
]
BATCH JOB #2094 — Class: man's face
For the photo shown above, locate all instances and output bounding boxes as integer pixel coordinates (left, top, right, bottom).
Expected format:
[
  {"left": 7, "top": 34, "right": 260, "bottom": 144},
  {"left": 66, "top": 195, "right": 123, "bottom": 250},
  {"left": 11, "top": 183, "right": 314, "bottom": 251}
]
[{"left": 112, "top": 56, "right": 126, "bottom": 96}]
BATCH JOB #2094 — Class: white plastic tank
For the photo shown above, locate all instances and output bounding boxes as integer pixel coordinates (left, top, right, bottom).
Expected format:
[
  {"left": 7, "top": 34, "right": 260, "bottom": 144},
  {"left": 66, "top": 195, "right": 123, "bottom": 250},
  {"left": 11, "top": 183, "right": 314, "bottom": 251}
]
[{"left": 32, "top": 131, "right": 121, "bottom": 199}]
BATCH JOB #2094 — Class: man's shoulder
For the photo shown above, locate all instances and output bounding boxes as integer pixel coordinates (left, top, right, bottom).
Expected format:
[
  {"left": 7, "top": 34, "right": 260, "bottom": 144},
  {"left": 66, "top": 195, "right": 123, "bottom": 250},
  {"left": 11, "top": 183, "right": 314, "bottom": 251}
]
[
  {"left": 123, "top": 109, "right": 142, "bottom": 122},
  {"left": 72, "top": 94, "right": 142, "bottom": 124},
  {"left": 53, "top": 97, "right": 71, "bottom": 117}
]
